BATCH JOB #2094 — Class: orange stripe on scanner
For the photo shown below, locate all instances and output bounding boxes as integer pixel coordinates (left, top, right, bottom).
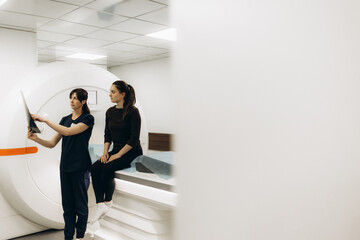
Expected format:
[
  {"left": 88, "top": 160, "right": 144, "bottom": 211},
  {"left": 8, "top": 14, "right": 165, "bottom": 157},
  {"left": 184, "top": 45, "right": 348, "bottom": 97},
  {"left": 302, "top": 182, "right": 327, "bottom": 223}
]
[{"left": 0, "top": 147, "right": 38, "bottom": 156}]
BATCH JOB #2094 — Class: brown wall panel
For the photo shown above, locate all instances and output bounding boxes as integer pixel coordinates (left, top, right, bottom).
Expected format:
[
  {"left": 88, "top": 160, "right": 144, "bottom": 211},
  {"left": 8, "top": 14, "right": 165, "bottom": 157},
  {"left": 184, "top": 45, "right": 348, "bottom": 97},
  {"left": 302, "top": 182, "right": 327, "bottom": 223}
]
[{"left": 148, "top": 133, "right": 172, "bottom": 151}]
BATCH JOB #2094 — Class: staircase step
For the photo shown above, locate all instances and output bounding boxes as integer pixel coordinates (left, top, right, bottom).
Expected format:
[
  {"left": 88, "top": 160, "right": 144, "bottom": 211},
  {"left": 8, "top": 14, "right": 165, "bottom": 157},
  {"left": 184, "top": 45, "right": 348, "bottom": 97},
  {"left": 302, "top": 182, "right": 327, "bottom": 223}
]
[
  {"left": 100, "top": 217, "right": 171, "bottom": 240},
  {"left": 93, "top": 225, "right": 133, "bottom": 240},
  {"left": 106, "top": 207, "right": 170, "bottom": 234},
  {"left": 112, "top": 192, "right": 171, "bottom": 221}
]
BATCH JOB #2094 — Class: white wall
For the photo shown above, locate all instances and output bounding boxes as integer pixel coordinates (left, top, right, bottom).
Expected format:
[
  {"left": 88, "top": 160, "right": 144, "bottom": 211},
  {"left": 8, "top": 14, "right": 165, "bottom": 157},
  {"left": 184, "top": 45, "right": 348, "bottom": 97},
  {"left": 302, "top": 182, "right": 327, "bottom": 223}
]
[
  {"left": 0, "top": 27, "right": 44, "bottom": 239},
  {"left": 109, "top": 58, "right": 173, "bottom": 134},
  {"left": 0, "top": 28, "right": 36, "bottom": 66},
  {"left": 0, "top": 28, "right": 36, "bottom": 103},
  {"left": 174, "top": 1, "right": 360, "bottom": 240}
]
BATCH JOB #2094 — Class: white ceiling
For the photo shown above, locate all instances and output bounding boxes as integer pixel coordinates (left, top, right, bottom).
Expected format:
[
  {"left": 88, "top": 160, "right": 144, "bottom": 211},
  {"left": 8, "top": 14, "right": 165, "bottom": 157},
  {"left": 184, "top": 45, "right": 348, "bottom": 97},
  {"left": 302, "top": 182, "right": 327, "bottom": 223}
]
[{"left": 0, "top": 0, "right": 172, "bottom": 67}]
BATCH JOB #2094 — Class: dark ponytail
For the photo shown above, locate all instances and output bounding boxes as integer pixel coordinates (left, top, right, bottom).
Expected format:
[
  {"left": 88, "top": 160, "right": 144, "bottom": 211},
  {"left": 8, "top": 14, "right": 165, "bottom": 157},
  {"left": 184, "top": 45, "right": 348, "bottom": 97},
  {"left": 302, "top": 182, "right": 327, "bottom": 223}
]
[
  {"left": 112, "top": 80, "right": 136, "bottom": 120},
  {"left": 69, "top": 88, "right": 90, "bottom": 114}
]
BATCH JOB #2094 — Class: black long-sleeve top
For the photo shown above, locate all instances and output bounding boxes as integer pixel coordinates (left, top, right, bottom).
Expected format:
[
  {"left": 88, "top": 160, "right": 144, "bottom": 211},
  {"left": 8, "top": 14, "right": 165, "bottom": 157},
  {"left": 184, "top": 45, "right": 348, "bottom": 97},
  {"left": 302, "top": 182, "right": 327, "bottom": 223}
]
[{"left": 104, "top": 106, "right": 141, "bottom": 150}]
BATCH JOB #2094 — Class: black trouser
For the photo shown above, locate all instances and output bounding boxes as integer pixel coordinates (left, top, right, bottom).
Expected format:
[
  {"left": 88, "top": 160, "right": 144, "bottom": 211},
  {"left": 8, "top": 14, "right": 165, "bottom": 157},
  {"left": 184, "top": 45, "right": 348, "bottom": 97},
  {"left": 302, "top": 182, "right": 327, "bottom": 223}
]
[
  {"left": 60, "top": 170, "right": 90, "bottom": 240},
  {"left": 90, "top": 147, "right": 142, "bottom": 203}
]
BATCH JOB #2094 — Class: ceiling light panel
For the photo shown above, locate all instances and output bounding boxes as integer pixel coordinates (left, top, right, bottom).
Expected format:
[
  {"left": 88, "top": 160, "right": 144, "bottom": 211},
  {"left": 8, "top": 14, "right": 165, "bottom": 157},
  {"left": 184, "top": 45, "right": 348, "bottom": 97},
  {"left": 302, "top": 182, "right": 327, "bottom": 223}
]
[
  {"left": 60, "top": 8, "right": 129, "bottom": 28},
  {"left": 109, "top": 19, "right": 168, "bottom": 35},
  {"left": 66, "top": 53, "right": 106, "bottom": 60},
  {"left": 146, "top": 28, "right": 176, "bottom": 41}
]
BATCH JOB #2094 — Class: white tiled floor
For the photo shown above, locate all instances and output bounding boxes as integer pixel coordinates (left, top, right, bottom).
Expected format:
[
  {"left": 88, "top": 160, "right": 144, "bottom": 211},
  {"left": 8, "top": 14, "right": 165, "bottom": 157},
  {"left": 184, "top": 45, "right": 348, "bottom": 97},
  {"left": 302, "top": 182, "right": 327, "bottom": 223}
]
[{"left": 9, "top": 229, "right": 93, "bottom": 240}]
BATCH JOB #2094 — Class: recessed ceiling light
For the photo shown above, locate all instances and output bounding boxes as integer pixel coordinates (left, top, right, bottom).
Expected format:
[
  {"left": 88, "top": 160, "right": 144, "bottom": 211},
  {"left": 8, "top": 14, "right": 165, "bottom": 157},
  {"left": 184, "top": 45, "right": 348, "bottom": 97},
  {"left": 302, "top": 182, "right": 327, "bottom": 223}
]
[
  {"left": 66, "top": 53, "right": 106, "bottom": 60},
  {"left": 0, "top": 0, "right": 8, "bottom": 6},
  {"left": 146, "top": 28, "right": 177, "bottom": 41}
]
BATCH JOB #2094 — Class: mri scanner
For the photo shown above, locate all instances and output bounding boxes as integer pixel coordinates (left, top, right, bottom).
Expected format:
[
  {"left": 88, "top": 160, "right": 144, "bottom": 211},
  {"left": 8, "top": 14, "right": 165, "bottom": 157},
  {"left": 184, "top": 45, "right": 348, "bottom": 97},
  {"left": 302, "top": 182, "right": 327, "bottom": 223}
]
[{"left": 0, "top": 62, "right": 176, "bottom": 240}]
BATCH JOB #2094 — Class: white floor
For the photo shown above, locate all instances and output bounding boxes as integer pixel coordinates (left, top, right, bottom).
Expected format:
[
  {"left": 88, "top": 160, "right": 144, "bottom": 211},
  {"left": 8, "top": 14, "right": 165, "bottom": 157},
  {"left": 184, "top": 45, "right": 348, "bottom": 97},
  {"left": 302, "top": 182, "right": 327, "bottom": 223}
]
[{"left": 9, "top": 229, "right": 93, "bottom": 240}]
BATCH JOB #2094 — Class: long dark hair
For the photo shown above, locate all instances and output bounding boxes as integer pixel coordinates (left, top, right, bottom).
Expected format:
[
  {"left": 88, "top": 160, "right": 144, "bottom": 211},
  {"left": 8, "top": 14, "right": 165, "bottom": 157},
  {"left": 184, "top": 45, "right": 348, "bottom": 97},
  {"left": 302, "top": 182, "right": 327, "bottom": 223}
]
[
  {"left": 112, "top": 80, "right": 136, "bottom": 120},
  {"left": 69, "top": 88, "right": 90, "bottom": 114}
]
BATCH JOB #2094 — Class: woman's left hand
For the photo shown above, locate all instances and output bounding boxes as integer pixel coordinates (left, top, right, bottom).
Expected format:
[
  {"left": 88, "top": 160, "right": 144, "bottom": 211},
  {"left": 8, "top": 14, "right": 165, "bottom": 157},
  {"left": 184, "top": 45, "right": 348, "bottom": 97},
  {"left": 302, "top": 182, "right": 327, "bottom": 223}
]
[
  {"left": 107, "top": 153, "right": 121, "bottom": 163},
  {"left": 27, "top": 127, "right": 37, "bottom": 141}
]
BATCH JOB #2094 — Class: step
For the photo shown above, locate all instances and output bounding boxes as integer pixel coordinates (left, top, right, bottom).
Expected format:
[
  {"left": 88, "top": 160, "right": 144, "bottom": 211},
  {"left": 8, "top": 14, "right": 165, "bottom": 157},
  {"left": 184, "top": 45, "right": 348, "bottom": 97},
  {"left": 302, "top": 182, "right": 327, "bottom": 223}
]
[
  {"left": 112, "top": 192, "right": 172, "bottom": 221},
  {"left": 106, "top": 205, "right": 171, "bottom": 234},
  {"left": 93, "top": 225, "right": 133, "bottom": 240},
  {"left": 100, "top": 217, "right": 171, "bottom": 240},
  {"left": 114, "top": 178, "right": 176, "bottom": 208}
]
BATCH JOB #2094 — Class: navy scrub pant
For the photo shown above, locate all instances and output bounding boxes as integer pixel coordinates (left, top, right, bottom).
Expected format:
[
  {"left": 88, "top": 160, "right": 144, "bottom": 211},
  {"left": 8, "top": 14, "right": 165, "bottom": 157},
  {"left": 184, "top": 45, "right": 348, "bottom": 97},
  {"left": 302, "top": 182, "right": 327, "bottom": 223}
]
[{"left": 60, "top": 170, "right": 89, "bottom": 240}]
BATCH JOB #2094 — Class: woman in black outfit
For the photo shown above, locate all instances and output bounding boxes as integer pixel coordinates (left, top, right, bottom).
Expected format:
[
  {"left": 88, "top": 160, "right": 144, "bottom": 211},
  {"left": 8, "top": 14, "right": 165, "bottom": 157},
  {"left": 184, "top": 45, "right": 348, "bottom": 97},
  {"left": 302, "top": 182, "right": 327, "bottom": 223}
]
[
  {"left": 90, "top": 80, "right": 142, "bottom": 223},
  {"left": 28, "top": 88, "right": 94, "bottom": 240}
]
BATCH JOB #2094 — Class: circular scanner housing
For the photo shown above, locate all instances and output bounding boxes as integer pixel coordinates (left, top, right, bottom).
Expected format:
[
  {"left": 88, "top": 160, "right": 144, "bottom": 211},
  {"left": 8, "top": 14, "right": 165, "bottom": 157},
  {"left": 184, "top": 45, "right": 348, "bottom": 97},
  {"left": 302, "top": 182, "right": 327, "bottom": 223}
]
[{"left": 0, "top": 62, "right": 148, "bottom": 228}]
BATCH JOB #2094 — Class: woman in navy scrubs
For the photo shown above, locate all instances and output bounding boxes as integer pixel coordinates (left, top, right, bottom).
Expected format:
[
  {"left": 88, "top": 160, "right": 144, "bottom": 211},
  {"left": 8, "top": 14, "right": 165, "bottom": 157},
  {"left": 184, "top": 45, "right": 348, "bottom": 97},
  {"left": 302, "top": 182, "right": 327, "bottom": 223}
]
[{"left": 28, "top": 88, "right": 94, "bottom": 240}]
